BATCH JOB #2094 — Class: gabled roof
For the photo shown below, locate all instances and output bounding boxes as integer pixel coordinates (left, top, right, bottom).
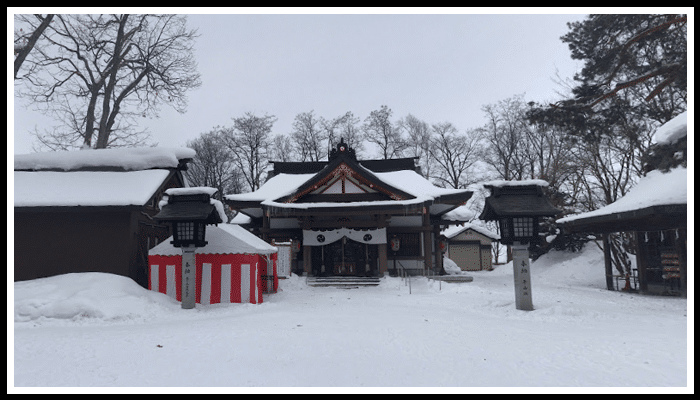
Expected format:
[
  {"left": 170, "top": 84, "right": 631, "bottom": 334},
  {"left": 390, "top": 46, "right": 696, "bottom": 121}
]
[
  {"left": 225, "top": 143, "right": 472, "bottom": 218},
  {"left": 275, "top": 149, "right": 415, "bottom": 204}
]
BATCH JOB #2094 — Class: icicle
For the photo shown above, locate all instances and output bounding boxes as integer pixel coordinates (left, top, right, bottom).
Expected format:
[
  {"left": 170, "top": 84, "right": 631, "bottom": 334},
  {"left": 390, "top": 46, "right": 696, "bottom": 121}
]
[
  {"left": 660, "top": 231, "right": 664, "bottom": 242},
  {"left": 676, "top": 229, "right": 680, "bottom": 239},
  {"left": 645, "top": 232, "right": 649, "bottom": 242}
]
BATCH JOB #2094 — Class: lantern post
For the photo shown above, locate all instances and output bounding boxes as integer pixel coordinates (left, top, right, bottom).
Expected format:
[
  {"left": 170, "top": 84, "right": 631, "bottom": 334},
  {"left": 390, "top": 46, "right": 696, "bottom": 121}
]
[
  {"left": 480, "top": 181, "right": 560, "bottom": 311},
  {"left": 153, "top": 187, "right": 223, "bottom": 309}
]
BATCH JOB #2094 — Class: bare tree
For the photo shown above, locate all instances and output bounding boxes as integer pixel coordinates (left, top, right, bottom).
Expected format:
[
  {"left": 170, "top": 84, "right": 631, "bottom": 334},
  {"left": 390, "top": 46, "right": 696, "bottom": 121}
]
[
  {"left": 184, "top": 129, "right": 244, "bottom": 200},
  {"left": 429, "top": 123, "right": 482, "bottom": 189},
  {"left": 16, "top": 14, "right": 201, "bottom": 150},
  {"left": 290, "top": 110, "right": 325, "bottom": 162},
  {"left": 222, "top": 112, "right": 277, "bottom": 192},
  {"left": 13, "top": 14, "right": 54, "bottom": 80},
  {"left": 270, "top": 134, "right": 297, "bottom": 162},
  {"left": 399, "top": 114, "right": 434, "bottom": 179},
  {"left": 336, "top": 112, "right": 365, "bottom": 158},
  {"left": 480, "top": 95, "right": 529, "bottom": 180},
  {"left": 363, "top": 105, "right": 407, "bottom": 159}
]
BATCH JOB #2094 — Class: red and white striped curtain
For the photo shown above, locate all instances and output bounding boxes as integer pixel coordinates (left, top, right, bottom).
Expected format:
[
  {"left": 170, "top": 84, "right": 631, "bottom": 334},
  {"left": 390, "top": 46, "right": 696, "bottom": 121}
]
[{"left": 149, "top": 255, "right": 262, "bottom": 304}]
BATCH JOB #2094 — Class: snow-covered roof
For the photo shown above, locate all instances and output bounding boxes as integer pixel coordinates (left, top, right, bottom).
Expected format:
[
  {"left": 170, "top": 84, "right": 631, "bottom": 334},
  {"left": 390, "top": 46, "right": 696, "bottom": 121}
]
[
  {"left": 442, "top": 222, "right": 500, "bottom": 240},
  {"left": 482, "top": 179, "right": 550, "bottom": 188},
  {"left": 14, "top": 170, "right": 172, "bottom": 207},
  {"left": 441, "top": 205, "right": 476, "bottom": 222},
  {"left": 14, "top": 147, "right": 195, "bottom": 171},
  {"left": 557, "top": 167, "right": 687, "bottom": 224},
  {"left": 14, "top": 147, "right": 196, "bottom": 208},
  {"left": 149, "top": 224, "right": 277, "bottom": 256},
  {"left": 226, "top": 169, "right": 469, "bottom": 210},
  {"left": 159, "top": 187, "right": 229, "bottom": 224},
  {"left": 652, "top": 111, "right": 687, "bottom": 145}
]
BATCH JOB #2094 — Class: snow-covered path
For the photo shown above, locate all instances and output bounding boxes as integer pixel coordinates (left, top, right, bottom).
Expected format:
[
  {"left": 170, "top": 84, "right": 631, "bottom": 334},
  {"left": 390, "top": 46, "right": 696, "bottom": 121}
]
[{"left": 13, "top": 244, "right": 688, "bottom": 388}]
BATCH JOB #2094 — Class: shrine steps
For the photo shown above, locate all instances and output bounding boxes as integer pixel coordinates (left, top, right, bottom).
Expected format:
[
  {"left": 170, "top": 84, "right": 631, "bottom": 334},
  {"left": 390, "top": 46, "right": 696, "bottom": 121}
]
[{"left": 306, "top": 276, "right": 381, "bottom": 288}]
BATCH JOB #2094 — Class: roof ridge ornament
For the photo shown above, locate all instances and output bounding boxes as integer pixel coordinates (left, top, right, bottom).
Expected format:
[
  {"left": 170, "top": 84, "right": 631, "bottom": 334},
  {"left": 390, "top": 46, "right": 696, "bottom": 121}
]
[{"left": 328, "top": 138, "right": 356, "bottom": 162}]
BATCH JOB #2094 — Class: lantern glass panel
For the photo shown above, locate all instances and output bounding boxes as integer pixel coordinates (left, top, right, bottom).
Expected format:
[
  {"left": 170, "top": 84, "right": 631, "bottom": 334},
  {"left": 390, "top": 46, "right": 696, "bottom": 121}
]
[
  {"left": 499, "top": 219, "right": 511, "bottom": 239},
  {"left": 177, "top": 221, "right": 195, "bottom": 241},
  {"left": 513, "top": 217, "right": 533, "bottom": 238},
  {"left": 197, "top": 223, "right": 205, "bottom": 241}
]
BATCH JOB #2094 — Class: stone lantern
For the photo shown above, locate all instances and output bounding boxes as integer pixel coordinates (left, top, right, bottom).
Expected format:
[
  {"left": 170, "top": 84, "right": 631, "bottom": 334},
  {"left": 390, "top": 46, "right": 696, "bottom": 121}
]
[
  {"left": 153, "top": 187, "right": 224, "bottom": 308},
  {"left": 480, "top": 181, "right": 560, "bottom": 310}
]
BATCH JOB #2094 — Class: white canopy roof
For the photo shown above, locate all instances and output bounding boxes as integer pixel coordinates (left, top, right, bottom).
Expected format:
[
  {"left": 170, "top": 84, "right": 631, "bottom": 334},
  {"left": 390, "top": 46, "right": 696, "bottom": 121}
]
[{"left": 149, "top": 224, "right": 278, "bottom": 256}]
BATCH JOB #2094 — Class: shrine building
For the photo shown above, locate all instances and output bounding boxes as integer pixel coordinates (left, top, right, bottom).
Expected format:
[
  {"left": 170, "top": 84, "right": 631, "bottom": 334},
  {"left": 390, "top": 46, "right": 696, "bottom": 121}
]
[{"left": 224, "top": 140, "right": 474, "bottom": 277}]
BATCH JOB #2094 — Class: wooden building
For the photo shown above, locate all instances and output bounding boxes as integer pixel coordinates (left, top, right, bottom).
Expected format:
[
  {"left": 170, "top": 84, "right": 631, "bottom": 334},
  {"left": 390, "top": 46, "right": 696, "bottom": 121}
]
[
  {"left": 558, "top": 167, "right": 687, "bottom": 297},
  {"left": 225, "top": 140, "right": 474, "bottom": 277},
  {"left": 14, "top": 147, "right": 195, "bottom": 287},
  {"left": 442, "top": 223, "right": 499, "bottom": 271},
  {"left": 557, "top": 113, "right": 688, "bottom": 297}
]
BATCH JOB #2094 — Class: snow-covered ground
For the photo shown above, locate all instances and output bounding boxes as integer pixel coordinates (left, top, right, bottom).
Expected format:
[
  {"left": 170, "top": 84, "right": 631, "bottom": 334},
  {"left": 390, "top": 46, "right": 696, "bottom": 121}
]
[{"left": 12, "top": 243, "right": 689, "bottom": 390}]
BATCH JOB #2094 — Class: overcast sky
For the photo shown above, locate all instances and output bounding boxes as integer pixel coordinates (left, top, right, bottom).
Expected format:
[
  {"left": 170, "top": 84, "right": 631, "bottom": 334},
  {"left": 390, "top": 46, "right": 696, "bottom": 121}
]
[{"left": 11, "top": 11, "right": 588, "bottom": 156}]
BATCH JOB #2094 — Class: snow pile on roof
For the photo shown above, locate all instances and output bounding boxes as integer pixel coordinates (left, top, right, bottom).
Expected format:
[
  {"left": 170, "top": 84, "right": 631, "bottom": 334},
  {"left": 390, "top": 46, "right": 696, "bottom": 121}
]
[
  {"left": 441, "top": 205, "right": 476, "bottom": 222},
  {"left": 374, "top": 170, "right": 468, "bottom": 199},
  {"left": 161, "top": 187, "right": 229, "bottom": 224},
  {"left": 652, "top": 111, "right": 687, "bottom": 145},
  {"left": 14, "top": 147, "right": 196, "bottom": 171},
  {"left": 149, "top": 224, "right": 277, "bottom": 256},
  {"left": 482, "top": 179, "right": 549, "bottom": 188},
  {"left": 227, "top": 173, "right": 313, "bottom": 203},
  {"left": 14, "top": 170, "right": 172, "bottom": 207},
  {"left": 557, "top": 167, "right": 687, "bottom": 224},
  {"left": 442, "top": 222, "right": 500, "bottom": 240},
  {"left": 165, "top": 187, "right": 218, "bottom": 197}
]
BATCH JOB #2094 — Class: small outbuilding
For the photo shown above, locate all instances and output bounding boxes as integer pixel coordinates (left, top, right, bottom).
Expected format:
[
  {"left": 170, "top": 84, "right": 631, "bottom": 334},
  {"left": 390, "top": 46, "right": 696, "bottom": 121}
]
[
  {"left": 14, "top": 147, "right": 195, "bottom": 287},
  {"left": 442, "top": 223, "right": 500, "bottom": 271},
  {"left": 148, "top": 224, "right": 278, "bottom": 305}
]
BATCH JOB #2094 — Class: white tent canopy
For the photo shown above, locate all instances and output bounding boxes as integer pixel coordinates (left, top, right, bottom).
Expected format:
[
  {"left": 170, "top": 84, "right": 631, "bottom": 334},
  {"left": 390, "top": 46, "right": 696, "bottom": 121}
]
[{"left": 150, "top": 224, "right": 277, "bottom": 256}]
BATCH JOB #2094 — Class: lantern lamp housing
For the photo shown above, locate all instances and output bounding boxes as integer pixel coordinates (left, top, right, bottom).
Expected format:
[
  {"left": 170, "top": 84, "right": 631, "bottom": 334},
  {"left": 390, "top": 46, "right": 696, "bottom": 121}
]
[
  {"left": 152, "top": 188, "right": 223, "bottom": 248},
  {"left": 479, "top": 182, "right": 560, "bottom": 246}
]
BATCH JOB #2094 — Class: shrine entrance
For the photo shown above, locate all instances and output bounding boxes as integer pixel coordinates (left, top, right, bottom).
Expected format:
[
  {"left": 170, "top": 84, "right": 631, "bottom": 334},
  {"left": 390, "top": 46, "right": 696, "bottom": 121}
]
[{"left": 311, "top": 237, "right": 378, "bottom": 277}]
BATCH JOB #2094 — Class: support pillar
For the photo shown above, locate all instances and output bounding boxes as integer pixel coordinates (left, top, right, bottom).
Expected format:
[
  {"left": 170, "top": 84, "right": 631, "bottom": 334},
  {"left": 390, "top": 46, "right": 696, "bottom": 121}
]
[
  {"left": 303, "top": 245, "right": 312, "bottom": 276},
  {"left": 511, "top": 242, "right": 533, "bottom": 311},
  {"left": 378, "top": 243, "right": 388, "bottom": 275},
  {"left": 602, "top": 233, "right": 614, "bottom": 291},
  {"left": 181, "top": 245, "right": 196, "bottom": 309}
]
